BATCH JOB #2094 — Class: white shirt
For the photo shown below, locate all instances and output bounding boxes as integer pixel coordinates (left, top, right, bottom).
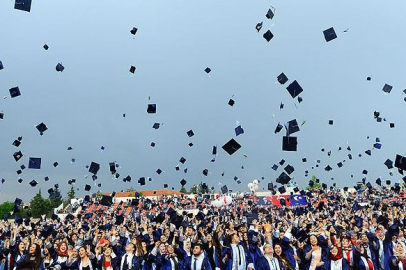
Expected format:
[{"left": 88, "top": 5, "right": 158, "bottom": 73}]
[
  {"left": 168, "top": 256, "right": 178, "bottom": 270},
  {"left": 265, "top": 256, "right": 280, "bottom": 270},
  {"left": 330, "top": 258, "right": 343, "bottom": 270},
  {"left": 120, "top": 253, "right": 134, "bottom": 269},
  {"left": 231, "top": 244, "right": 245, "bottom": 270},
  {"left": 191, "top": 253, "right": 204, "bottom": 270}
]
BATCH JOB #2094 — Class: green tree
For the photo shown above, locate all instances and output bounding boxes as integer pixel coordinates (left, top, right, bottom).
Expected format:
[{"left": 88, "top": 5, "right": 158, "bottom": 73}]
[
  {"left": 189, "top": 185, "right": 198, "bottom": 194},
  {"left": 96, "top": 190, "right": 103, "bottom": 199},
  {"left": 50, "top": 188, "right": 63, "bottom": 209},
  {"left": 0, "top": 202, "right": 14, "bottom": 219},
  {"left": 67, "top": 186, "right": 75, "bottom": 200},
  {"left": 180, "top": 186, "right": 188, "bottom": 194},
  {"left": 30, "top": 190, "right": 52, "bottom": 218},
  {"left": 306, "top": 175, "right": 323, "bottom": 190},
  {"left": 198, "top": 182, "right": 210, "bottom": 194}
]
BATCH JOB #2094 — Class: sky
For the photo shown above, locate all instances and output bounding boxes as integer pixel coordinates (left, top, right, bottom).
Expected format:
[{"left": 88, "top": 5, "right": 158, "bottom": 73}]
[{"left": 1, "top": 0, "right": 406, "bottom": 203}]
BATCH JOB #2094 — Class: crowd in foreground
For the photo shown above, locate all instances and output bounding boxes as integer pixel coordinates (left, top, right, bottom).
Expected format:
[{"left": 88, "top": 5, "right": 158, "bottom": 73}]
[{"left": 1, "top": 185, "right": 406, "bottom": 270}]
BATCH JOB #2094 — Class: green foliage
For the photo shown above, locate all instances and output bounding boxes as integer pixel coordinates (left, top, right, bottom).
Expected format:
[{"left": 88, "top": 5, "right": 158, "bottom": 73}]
[
  {"left": 189, "top": 182, "right": 210, "bottom": 194},
  {"left": 180, "top": 186, "right": 188, "bottom": 194},
  {"left": 0, "top": 202, "right": 14, "bottom": 219},
  {"left": 305, "top": 175, "right": 322, "bottom": 190},
  {"left": 29, "top": 190, "right": 52, "bottom": 218},
  {"left": 96, "top": 190, "right": 103, "bottom": 199},
  {"left": 50, "top": 188, "right": 63, "bottom": 209},
  {"left": 67, "top": 186, "right": 75, "bottom": 200}
]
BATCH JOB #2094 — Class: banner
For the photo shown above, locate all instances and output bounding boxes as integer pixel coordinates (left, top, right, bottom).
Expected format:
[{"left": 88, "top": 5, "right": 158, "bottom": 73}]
[{"left": 256, "top": 195, "right": 307, "bottom": 207}]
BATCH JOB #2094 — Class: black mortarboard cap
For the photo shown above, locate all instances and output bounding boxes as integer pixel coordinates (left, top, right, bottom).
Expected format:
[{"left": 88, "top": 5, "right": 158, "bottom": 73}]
[
  {"left": 365, "top": 150, "right": 371, "bottom": 156},
  {"left": 151, "top": 142, "right": 155, "bottom": 147},
  {"left": 85, "top": 185, "right": 91, "bottom": 191},
  {"left": 228, "top": 99, "right": 235, "bottom": 106},
  {"left": 395, "top": 155, "right": 406, "bottom": 171},
  {"left": 286, "top": 80, "right": 303, "bottom": 99},
  {"left": 28, "top": 157, "right": 41, "bottom": 169},
  {"left": 382, "top": 84, "right": 393, "bottom": 93},
  {"left": 282, "top": 136, "right": 297, "bottom": 151},
  {"left": 187, "top": 130, "right": 194, "bottom": 137},
  {"left": 276, "top": 172, "right": 291, "bottom": 185},
  {"left": 329, "top": 120, "right": 334, "bottom": 125},
  {"left": 29, "top": 180, "right": 38, "bottom": 187},
  {"left": 100, "top": 195, "right": 113, "bottom": 206},
  {"left": 274, "top": 123, "right": 283, "bottom": 134},
  {"left": 88, "top": 162, "right": 100, "bottom": 174},
  {"left": 277, "top": 73, "right": 288, "bottom": 85},
  {"left": 14, "top": 0, "right": 32, "bottom": 12},
  {"left": 153, "top": 123, "right": 160, "bottom": 129},
  {"left": 36, "top": 122, "right": 48, "bottom": 135},
  {"left": 0, "top": 61, "right": 3, "bottom": 70},
  {"left": 53, "top": 162, "right": 58, "bottom": 167},
  {"left": 386, "top": 180, "right": 391, "bottom": 185},
  {"left": 179, "top": 157, "right": 186, "bottom": 164},
  {"left": 138, "top": 177, "right": 145, "bottom": 185},
  {"left": 325, "top": 165, "right": 332, "bottom": 171},
  {"left": 13, "top": 151, "right": 23, "bottom": 161},
  {"left": 271, "top": 164, "right": 278, "bottom": 171},
  {"left": 284, "top": 164, "right": 295, "bottom": 175},
  {"left": 180, "top": 179, "right": 187, "bottom": 186},
  {"left": 235, "top": 125, "right": 244, "bottom": 136},
  {"left": 255, "top": 22, "right": 263, "bottom": 32},
  {"left": 212, "top": 145, "right": 217, "bottom": 155},
  {"left": 286, "top": 119, "right": 300, "bottom": 135},
  {"left": 265, "top": 8, "right": 274, "bottom": 19},
  {"left": 9, "top": 87, "right": 21, "bottom": 98},
  {"left": 323, "top": 27, "right": 337, "bottom": 42},
  {"left": 129, "top": 66, "right": 136, "bottom": 74},
  {"left": 279, "top": 159, "right": 285, "bottom": 166},
  {"left": 115, "top": 215, "right": 124, "bottom": 225},
  {"left": 56, "top": 63, "right": 64, "bottom": 72},
  {"left": 109, "top": 162, "right": 116, "bottom": 174},
  {"left": 130, "top": 27, "right": 138, "bottom": 35},
  {"left": 263, "top": 30, "right": 274, "bottom": 42},
  {"left": 221, "top": 185, "right": 228, "bottom": 194},
  {"left": 43, "top": 44, "right": 49, "bottom": 50},
  {"left": 278, "top": 186, "right": 286, "bottom": 194},
  {"left": 204, "top": 67, "right": 211, "bottom": 74},
  {"left": 202, "top": 169, "right": 208, "bottom": 176},
  {"left": 390, "top": 123, "right": 395, "bottom": 128},
  {"left": 147, "top": 104, "right": 156, "bottom": 114},
  {"left": 156, "top": 169, "right": 162, "bottom": 174},
  {"left": 222, "top": 138, "right": 241, "bottom": 155}
]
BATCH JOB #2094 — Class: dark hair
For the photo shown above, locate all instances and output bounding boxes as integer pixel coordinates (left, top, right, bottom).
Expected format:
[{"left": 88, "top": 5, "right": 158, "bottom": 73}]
[
  {"left": 17, "top": 260, "right": 35, "bottom": 270},
  {"left": 23, "top": 244, "right": 42, "bottom": 270}
]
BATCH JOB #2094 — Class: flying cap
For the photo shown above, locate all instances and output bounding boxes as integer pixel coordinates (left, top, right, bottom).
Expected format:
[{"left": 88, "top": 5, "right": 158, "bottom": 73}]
[
  {"left": 88, "top": 162, "right": 100, "bottom": 174},
  {"left": 286, "top": 80, "right": 304, "bottom": 99},
  {"left": 235, "top": 125, "right": 244, "bottom": 136},
  {"left": 265, "top": 8, "right": 274, "bottom": 19},
  {"left": 276, "top": 172, "right": 291, "bottom": 184},
  {"left": 36, "top": 122, "right": 48, "bottom": 135},
  {"left": 129, "top": 66, "right": 136, "bottom": 74},
  {"left": 263, "top": 30, "right": 274, "bottom": 42},
  {"left": 285, "top": 119, "right": 300, "bottom": 135},
  {"left": 323, "top": 27, "right": 337, "bottom": 42},
  {"left": 277, "top": 73, "right": 288, "bottom": 85},
  {"left": 9, "top": 87, "right": 21, "bottom": 98},
  {"left": 222, "top": 139, "right": 241, "bottom": 155},
  {"left": 130, "top": 27, "right": 138, "bottom": 35},
  {"left": 14, "top": 0, "right": 32, "bottom": 12},
  {"left": 282, "top": 136, "right": 297, "bottom": 151},
  {"left": 56, "top": 63, "right": 65, "bottom": 72},
  {"left": 28, "top": 158, "right": 41, "bottom": 169},
  {"left": 187, "top": 130, "right": 194, "bottom": 137},
  {"left": 204, "top": 67, "right": 211, "bottom": 74},
  {"left": 382, "top": 84, "right": 393, "bottom": 94},
  {"left": 147, "top": 104, "right": 156, "bottom": 114}
]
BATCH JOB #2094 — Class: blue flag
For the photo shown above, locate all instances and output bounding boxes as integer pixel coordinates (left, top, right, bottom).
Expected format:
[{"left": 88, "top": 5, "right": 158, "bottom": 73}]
[{"left": 289, "top": 195, "right": 307, "bottom": 206}]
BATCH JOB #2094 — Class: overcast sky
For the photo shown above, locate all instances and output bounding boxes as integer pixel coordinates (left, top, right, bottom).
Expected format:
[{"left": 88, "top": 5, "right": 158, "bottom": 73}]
[{"left": 1, "top": 0, "right": 406, "bottom": 203}]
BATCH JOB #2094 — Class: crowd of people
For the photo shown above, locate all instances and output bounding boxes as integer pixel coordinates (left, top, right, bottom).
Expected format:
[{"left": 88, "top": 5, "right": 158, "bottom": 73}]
[{"left": 1, "top": 185, "right": 406, "bottom": 270}]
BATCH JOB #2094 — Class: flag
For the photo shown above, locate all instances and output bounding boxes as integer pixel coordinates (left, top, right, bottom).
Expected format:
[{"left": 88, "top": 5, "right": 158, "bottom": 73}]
[{"left": 290, "top": 195, "right": 307, "bottom": 206}]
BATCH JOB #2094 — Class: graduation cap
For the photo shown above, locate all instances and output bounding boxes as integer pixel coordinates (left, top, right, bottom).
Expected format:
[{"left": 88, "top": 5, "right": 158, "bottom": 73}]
[
  {"left": 152, "top": 123, "right": 161, "bottom": 129},
  {"left": 221, "top": 185, "right": 228, "bottom": 194},
  {"left": 36, "top": 122, "right": 48, "bottom": 135},
  {"left": 263, "top": 30, "right": 274, "bottom": 42},
  {"left": 390, "top": 123, "right": 395, "bottom": 128},
  {"left": 286, "top": 119, "right": 300, "bottom": 135},
  {"left": 0, "top": 112, "right": 3, "bottom": 120},
  {"left": 156, "top": 169, "right": 162, "bottom": 175},
  {"left": 100, "top": 195, "right": 113, "bottom": 206},
  {"left": 17, "top": 178, "right": 23, "bottom": 183},
  {"left": 279, "top": 159, "right": 285, "bottom": 166},
  {"left": 179, "top": 157, "right": 186, "bottom": 164},
  {"left": 374, "top": 143, "right": 382, "bottom": 149},
  {"left": 85, "top": 185, "right": 91, "bottom": 191},
  {"left": 151, "top": 142, "right": 155, "bottom": 147},
  {"left": 222, "top": 139, "right": 241, "bottom": 155},
  {"left": 278, "top": 186, "right": 286, "bottom": 194},
  {"left": 53, "top": 162, "right": 59, "bottom": 167},
  {"left": 282, "top": 136, "right": 297, "bottom": 151},
  {"left": 29, "top": 180, "right": 38, "bottom": 187},
  {"left": 255, "top": 21, "right": 263, "bottom": 32},
  {"left": 274, "top": 123, "right": 283, "bottom": 134},
  {"left": 235, "top": 125, "right": 244, "bottom": 136},
  {"left": 276, "top": 172, "right": 291, "bottom": 184},
  {"left": 13, "top": 151, "right": 23, "bottom": 161},
  {"left": 43, "top": 44, "right": 49, "bottom": 50},
  {"left": 323, "top": 27, "right": 337, "bottom": 42},
  {"left": 28, "top": 157, "right": 41, "bottom": 169},
  {"left": 12, "top": 139, "right": 22, "bottom": 147},
  {"left": 147, "top": 104, "right": 156, "bottom": 114},
  {"left": 129, "top": 66, "right": 136, "bottom": 74},
  {"left": 362, "top": 170, "right": 368, "bottom": 175},
  {"left": 109, "top": 162, "right": 116, "bottom": 174},
  {"left": 115, "top": 215, "right": 124, "bottom": 225},
  {"left": 324, "top": 165, "right": 333, "bottom": 171},
  {"left": 188, "top": 142, "right": 194, "bottom": 147},
  {"left": 284, "top": 164, "right": 295, "bottom": 175},
  {"left": 228, "top": 99, "right": 235, "bottom": 106},
  {"left": 271, "top": 164, "right": 278, "bottom": 171},
  {"left": 302, "top": 157, "right": 307, "bottom": 163},
  {"left": 56, "top": 63, "right": 65, "bottom": 72},
  {"left": 384, "top": 159, "right": 394, "bottom": 169},
  {"left": 365, "top": 150, "right": 372, "bottom": 156},
  {"left": 212, "top": 145, "right": 217, "bottom": 155},
  {"left": 286, "top": 80, "right": 303, "bottom": 99},
  {"left": 0, "top": 61, "right": 3, "bottom": 70},
  {"left": 395, "top": 155, "right": 406, "bottom": 171},
  {"left": 14, "top": 0, "right": 32, "bottom": 12},
  {"left": 329, "top": 120, "right": 334, "bottom": 125},
  {"left": 337, "top": 162, "right": 343, "bottom": 168},
  {"left": 180, "top": 179, "right": 187, "bottom": 186},
  {"left": 277, "top": 72, "right": 288, "bottom": 84},
  {"left": 202, "top": 169, "right": 208, "bottom": 176},
  {"left": 130, "top": 27, "right": 138, "bottom": 35},
  {"left": 202, "top": 183, "right": 208, "bottom": 190},
  {"left": 382, "top": 84, "right": 393, "bottom": 93},
  {"left": 204, "top": 67, "right": 211, "bottom": 74},
  {"left": 265, "top": 8, "right": 274, "bottom": 19},
  {"left": 138, "top": 177, "right": 146, "bottom": 185},
  {"left": 9, "top": 87, "right": 21, "bottom": 98},
  {"left": 186, "top": 130, "right": 194, "bottom": 137},
  {"left": 88, "top": 162, "right": 100, "bottom": 174}
]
